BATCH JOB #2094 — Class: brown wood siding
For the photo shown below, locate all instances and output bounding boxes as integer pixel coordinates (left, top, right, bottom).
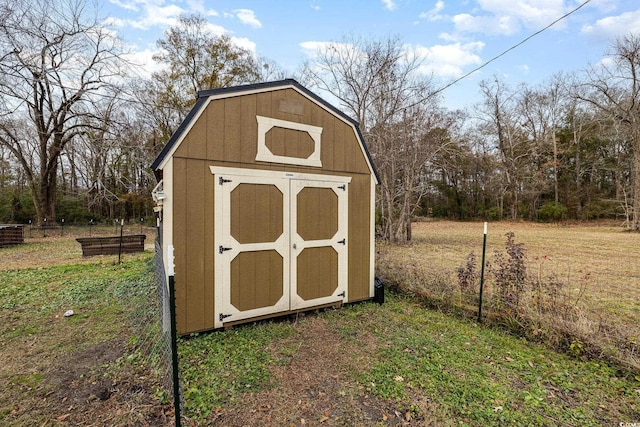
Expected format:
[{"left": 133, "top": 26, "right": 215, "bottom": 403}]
[
  {"left": 266, "top": 128, "right": 315, "bottom": 159},
  {"left": 173, "top": 158, "right": 216, "bottom": 334},
  {"left": 347, "top": 173, "right": 372, "bottom": 301}
]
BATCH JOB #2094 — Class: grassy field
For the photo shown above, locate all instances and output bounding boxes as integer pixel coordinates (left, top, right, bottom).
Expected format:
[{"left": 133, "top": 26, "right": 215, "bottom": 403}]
[
  {"left": 0, "top": 227, "right": 168, "bottom": 426},
  {"left": 387, "top": 220, "right": 640, "bottom": 321},
  {"left": 1, "top": 222, "right": 639, "bottom": 426}
]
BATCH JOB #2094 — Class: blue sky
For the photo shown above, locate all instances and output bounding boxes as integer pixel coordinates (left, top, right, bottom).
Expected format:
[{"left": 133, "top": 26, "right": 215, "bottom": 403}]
[{"left": 102, "top": 0, "right": 640, "bottom": 110}]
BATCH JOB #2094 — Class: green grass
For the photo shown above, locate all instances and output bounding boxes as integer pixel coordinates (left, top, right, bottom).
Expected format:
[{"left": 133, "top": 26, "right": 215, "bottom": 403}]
[
  {"left": 179, "top": 322, "right": 296, "bottom": 420},
  {"left": 0, "top": 255, "right": 165, "bottom": 425},
  {"left": 179, "top": 293, "right": 640, "bottom": 425},
  {"left": 338, "top": 294, "right": 639, "bottom": 425}
]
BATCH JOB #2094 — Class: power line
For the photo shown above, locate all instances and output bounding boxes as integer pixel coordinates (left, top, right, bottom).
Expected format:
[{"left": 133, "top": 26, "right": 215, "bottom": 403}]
[{"left": 428, "top": 0, "right": 593, "bottom": 101}]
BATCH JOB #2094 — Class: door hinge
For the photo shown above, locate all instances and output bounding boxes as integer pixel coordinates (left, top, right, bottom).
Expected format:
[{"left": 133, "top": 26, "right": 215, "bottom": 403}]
[
  {"left": 337, "top": 238, "right": 346, "bottom": 245},
  {"left": 338, "top": 184, "right": 346, "bottom": 191},
  {"left": 219, "top": 176, "right": 232, "bottom": 185},
  {"left": 219, "top": 313, "right": 232, "bottom": 321},
  {"left": 337, "top": 291, "right": 346, "bottom": 298},
  {"left": 219, "top": 245, "right": 232, "bottom": 254}
]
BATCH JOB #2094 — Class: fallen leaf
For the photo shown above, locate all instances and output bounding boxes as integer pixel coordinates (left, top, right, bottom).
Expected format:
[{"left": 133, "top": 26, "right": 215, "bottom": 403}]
[
  {"left": 528, "top": 361, "right": 534, "bottom": 368},
  {"left": 319, "top": 416, "right": 329, "bottom": 423},
  {"left": 493, "top": 406, "right": 503, "bottom": 412},
  {"left": 505, "top": 357, "right": 514, "bottom": 362},
  {"left": 394, "top": 376, "right": 404, "bottom": 382},
  {"left": 405, "top": 411, "right": 412, "bottom": 421}
]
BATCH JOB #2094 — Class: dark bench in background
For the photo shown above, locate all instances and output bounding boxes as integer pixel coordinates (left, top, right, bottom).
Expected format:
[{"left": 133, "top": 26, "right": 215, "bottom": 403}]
[
  {"left": 0, "top": 224, "right": 24, "bottom": 247},
  {"left": 76, "top": 234, "right": 146, "bottom": 257}
]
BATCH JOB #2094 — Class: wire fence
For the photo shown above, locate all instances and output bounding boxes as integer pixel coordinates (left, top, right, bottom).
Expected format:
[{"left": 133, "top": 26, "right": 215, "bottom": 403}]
[
  {"left": 153, "top": 234, "right": 182, "bottom": 427},
  {"left": 125, "top": 228, "right": 182, "bottom": 426}
]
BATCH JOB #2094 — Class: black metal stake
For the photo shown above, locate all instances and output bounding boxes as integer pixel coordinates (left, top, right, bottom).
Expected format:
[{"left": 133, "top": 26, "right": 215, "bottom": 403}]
[
  {"left": 89, "top": 219, "right": 93, "bottom": 237},
  {"left": 28, "top": 220, "right": 32, "bottom": 238},
  {"left": 60, "top": 219, "right": 64, "bottom": 237},
  {"left": 478, "top": 222, "right": 488, "bottom": 323},
  {"left": 169, "top": 275, "right": 182, "bottom": 427},
  {"left": 117, "top": 219, "right": 124, "bottom": 264}
]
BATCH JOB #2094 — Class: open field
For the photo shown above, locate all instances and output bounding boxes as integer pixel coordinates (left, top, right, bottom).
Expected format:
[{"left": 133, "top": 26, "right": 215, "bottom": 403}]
[
  {"left": 0, "top": 225, "right": 156, "bottom": 271},
  {"left": 380, "top": 220, "right": 640, "bottom": 323},
  {"left": 1, "top": 222, "right": 639, "bottom": 426},
  {"left": 377, "top": 220, "right": 640, "bottom": 373}
]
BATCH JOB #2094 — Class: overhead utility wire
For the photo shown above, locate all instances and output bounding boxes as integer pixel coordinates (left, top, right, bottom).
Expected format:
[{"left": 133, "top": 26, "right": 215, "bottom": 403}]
[{"left": 426, "top": 0, "right": 593, "bottom": 102}]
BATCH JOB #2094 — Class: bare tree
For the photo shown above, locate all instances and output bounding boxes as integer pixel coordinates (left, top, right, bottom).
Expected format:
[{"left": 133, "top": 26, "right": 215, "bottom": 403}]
[
  {"left": 581, "top": 34, "right": 640, "bottom": 230},
  {"left": 302, "top": 35, "right": 451, "bottom": 242},
  {"left": 0, "top": 0, "right": 127, "bottom": 224},
  {"left": 477, "top": 78, "right": 531, "bottom": 220}
]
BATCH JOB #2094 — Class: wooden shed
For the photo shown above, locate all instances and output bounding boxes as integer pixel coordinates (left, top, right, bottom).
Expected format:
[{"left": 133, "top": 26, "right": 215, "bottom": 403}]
[{"left": 151, "top": 79, "right": 378, "bottom": 334}]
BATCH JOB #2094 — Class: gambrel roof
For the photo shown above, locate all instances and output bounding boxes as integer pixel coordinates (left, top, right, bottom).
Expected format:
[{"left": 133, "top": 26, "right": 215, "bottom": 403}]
[{"left": 151, "top": 79, "right": 379, "bottom": 183}]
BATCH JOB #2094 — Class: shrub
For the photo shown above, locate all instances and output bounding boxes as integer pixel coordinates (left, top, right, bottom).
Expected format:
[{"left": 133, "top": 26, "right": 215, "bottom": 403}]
[
  {"left": 537, "top": 202, "right": 567, "bottom": 222},
  {"left": 487, "top": 232, "right": 527, "bottom": 309},
  {"left": 456, "top": 252, "right": 477, "bottom": 298},
  {"left": 484, "top": 206, "right": 503, "bottom": 221}
]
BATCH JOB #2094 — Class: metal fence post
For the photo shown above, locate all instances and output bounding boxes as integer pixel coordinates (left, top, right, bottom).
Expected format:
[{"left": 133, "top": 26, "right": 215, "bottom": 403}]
[
  {"left": 168, "top": 275, "right": 181, "bottom": 427},
  {"left": 478, "top": 222, "right": 488, "bottom": 323}
]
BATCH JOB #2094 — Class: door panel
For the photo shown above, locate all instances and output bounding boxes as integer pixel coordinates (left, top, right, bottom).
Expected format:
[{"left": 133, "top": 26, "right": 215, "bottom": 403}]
[
  {"left": 290, "top": 179, "right": 348, "bottom": 310},
  {"left": 217, "top": 175, "right": 290, "bottom": 324}
]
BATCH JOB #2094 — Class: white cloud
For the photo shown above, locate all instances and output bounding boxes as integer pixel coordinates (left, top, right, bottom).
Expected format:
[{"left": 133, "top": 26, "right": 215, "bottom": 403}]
[
  {"left": 450, "top": 0, "right": 570, "bottom": 36},
  {"left": 412, "top": 41, "right": 485, "bottom": 77},
  {"left": 382, "top": 0, "right": 396, "bottom": 11},
  {"left": 515, "top": 64, "right": 530, "bottom": 74},
  {"left": 123, "top": 47, "right": 163, "bottom": 79},
  {"left": 581, "top": 10, "right": 640, "bottom": 39},
  {"left": 234, "top": 9, "right": 262, "bottom": 29},
  {"left": 419, "top": 0, "right": 445, "bottom": 22},
  {"left": 128, "top": 4, "right": 185, "bottom": 30},
  {"left": 300, "top": 39, "right": 484, "bottom": 79},
  {"left": 452, "top": 13, "right": 520, "bottom": 35},
  {"left": 231, "top": 36, "right": 257, "bottom": 53},
  {"left": 108, "top": 0, "right": 139, "bottom": 12}
]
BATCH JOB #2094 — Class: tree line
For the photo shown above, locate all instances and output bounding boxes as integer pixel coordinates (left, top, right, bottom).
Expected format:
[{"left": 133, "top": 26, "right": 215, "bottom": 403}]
[{"left": 1, "top": 0, "right": 639, "bottom": 242}]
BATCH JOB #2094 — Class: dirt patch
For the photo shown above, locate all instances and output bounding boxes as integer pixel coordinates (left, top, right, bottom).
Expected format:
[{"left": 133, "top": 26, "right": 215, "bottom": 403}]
[
  {"left": 0, "top": 337, "right": 168, "bottom": 426},
  {"left": 202, "top": 316, "right": 425, "bottom": 426}
]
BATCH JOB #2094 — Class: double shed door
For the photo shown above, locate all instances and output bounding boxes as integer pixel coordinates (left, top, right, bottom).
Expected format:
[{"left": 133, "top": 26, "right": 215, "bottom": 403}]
[{"left": 211, "top": 167, "right": 350, "bottom": 328}]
